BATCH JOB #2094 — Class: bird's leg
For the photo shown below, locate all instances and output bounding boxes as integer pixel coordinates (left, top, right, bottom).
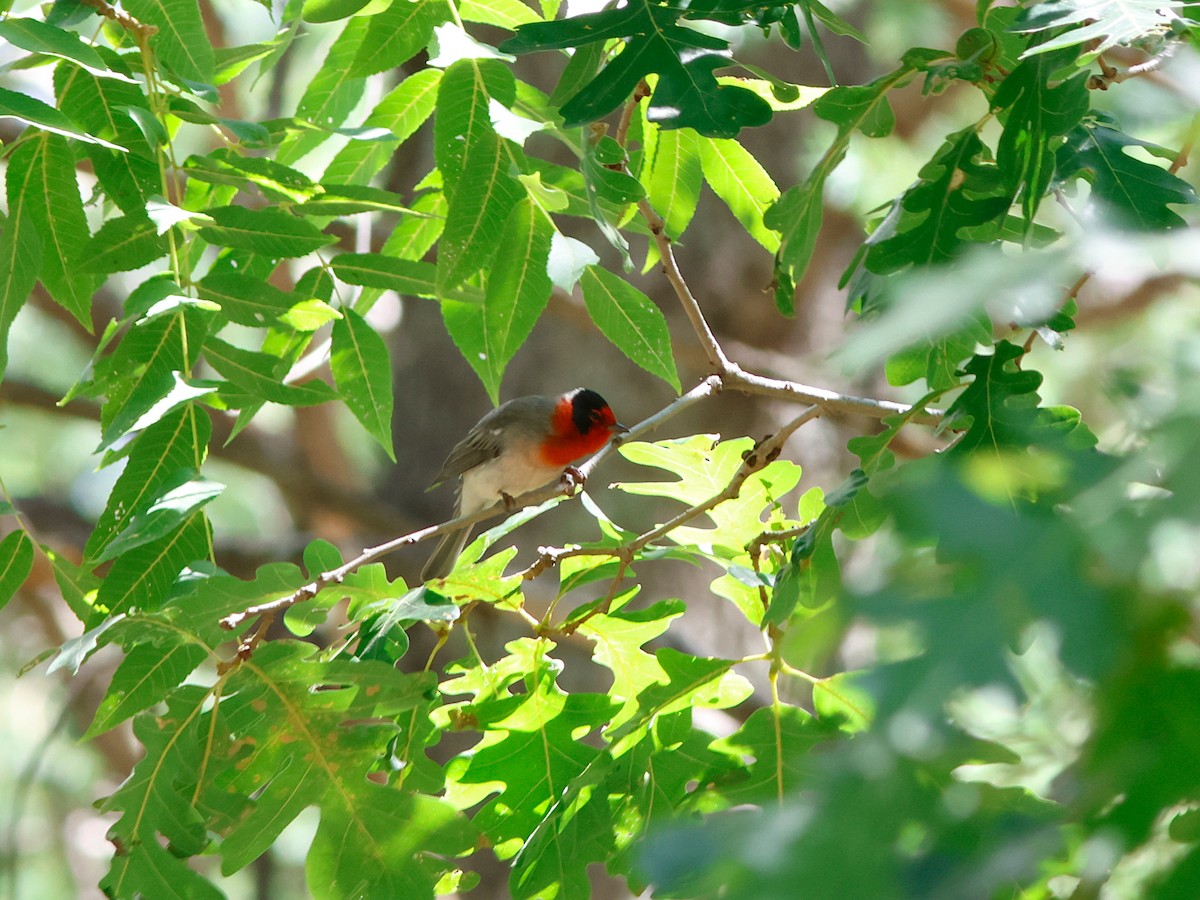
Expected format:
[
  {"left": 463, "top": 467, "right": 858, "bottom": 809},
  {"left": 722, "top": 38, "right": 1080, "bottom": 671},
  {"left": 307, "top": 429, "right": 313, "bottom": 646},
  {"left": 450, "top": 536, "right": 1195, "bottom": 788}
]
[
  {"left": 560, "top": 465, "right": 586, "bottom": 496},
  {"left": 499, "top": 491, "right": 517, "bottom": 510}
]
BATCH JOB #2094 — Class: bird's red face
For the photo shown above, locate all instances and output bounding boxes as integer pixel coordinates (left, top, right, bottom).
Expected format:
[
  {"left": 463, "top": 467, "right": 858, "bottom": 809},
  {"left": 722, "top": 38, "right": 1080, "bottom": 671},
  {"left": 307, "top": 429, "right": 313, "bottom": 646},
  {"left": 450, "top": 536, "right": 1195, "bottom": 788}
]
[{"left": 541, "top": 389, "right": 623, "bottom": 467}]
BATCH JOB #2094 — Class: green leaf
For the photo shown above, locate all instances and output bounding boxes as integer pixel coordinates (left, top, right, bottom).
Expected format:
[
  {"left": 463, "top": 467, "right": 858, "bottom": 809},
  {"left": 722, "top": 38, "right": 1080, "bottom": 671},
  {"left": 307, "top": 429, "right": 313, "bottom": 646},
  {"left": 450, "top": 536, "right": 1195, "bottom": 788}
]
[
  {"left": 615, "top": 434, "right": 802, "bottom": 551},
  {"left": 434, "top": 58, "right": 515, "bottom": 188},
  {"left": 122, "top": 0, "right": 215, "bottom": 84},
  {"left": 576, "top": 600, "right": 686, "bottom": 730},
  {"left": 93, "top": 513, "right": 210, "bottom": 619},
  {"left": 351, "top": 0, "right": 451, "bottom": 76},
  {"left": 97, "top": 310, "right": 209, "bottom": 449},
  {"left": 302, "top": 0, "right": 375, "bottom": 23},
  {"left": 945, "top": 340, "right": 1085, "bottom": 456},
  {"left": 100, "top": 688, "right": 224, "bottom": 900},
  {"left": 291, "top": 184, "right": 421, "bottom": 216},
  {"left": 307, "top": 789, "right": 476, "bottom": 900},
  {"left": 276, "top": 17, "right": 369, "bottom": 165},
  {"left": 580, "top": 266, "right": 680, "bottom": 391},
  {"left": 766, "top": 70, "right": 907, "bottom": 287},
  {"left": 461, "top": 0, "right": 540, "bottom": 28},
  {"left": 449, "top": 657, "right": 618, "bottom": 857},
  {"left": 501, "top": 1, "right": 773, "bottom": 137},
  {"left": 1013, "top": 0, "right": 1188, "bottom": 59},
  {"left": 198, "top": 206, "right": 336, "bottom": 257},
  {"left": 611, "top": 648, "right": 753, "bottom": 747},
  {"left": 992, "top": 50, "right": 1088, "bottom": 225},
  {"left": 582, "top": 135, "right": 646, "bottom": 205},
  {"left": 331, "top": 308, "right": 396, "bottom": 460},
  {"left": 861, "top": 128, "right": 1012, "bottom": 278},
  {"left": 0, "top": 530, "right": 34, "bottom": 612},
  {"left": 324, "top": 68, "right": 442, "bottom": 186},
  {"left": 210, "top": 643, "right": 466, "bottom": 883},
  {"left": 84, "top": 641, "right": 208, "bottom": 739},
  {"left": 707, "top": 706, "right": 832, "bottom": 804},
  {"left": 643, "top": 125, "right": 702, "bottom": 240},
  {"left": 0, "top": 18, "right": 121, "bottom": 79},
  {"left": 1057, "top": 115, "right": 1198, "bottom": 230},
  {"left": 0, "top": 86, "right": 124, "bottom": 149},
  {"left": 444, "top": 198, "right": 553, "bottom": 402},
  {"left": 437, "top": 129, "right": 525, "bottom": 291},
  {"left": 77, "top": 214, "right": 166, "bottom": 274},
  {"left": 12, "top": 132, "right": 98, "bottom": 326},
  {"left": 182, "top": 150, "right": 318, "bottom": 203},
  {"left": 94, "top": 475, "right": 224, "bottom": 564},
  {"left": 698, "top": 136, "right": 781, "bottom": 253},
  {"left": 331, "top": 253, "right": 451, "bottom": 299},
  {"left": 205, "top": 337, "right": 338, "bottom": 408},
  {"left": 53, "top": 61, "right": 160, "bottom": 213},
  {"left": 0, "top": 156, "right": 41, "bottom": 383},
  {"left": 196, "top": 272, "right": 295, "bottom": 328},
  {"left": 86, "top": 404, "right": 211, "bottom": 563}
]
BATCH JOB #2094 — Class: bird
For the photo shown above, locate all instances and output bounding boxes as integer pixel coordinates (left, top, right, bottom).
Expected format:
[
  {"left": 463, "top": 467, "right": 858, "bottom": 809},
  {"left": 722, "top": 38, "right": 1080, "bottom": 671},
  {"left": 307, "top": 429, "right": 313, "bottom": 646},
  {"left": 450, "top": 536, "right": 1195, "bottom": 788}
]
[{"left": 421, "top": 388, "right": 626, "bottom": 581}]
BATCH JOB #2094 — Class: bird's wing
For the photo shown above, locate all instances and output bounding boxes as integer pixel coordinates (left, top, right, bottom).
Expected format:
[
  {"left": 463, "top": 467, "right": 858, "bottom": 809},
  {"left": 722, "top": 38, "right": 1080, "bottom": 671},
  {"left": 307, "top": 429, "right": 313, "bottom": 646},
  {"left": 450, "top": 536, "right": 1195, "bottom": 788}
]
[{"left": 429, "top": 396, "right": 556, "bottom": 486}]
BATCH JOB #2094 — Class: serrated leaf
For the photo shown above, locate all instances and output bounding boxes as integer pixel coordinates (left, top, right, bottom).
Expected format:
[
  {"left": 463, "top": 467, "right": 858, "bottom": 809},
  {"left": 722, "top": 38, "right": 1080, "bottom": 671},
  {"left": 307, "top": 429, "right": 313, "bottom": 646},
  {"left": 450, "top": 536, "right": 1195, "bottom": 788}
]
[
  {"left": 331, "top": 253, "right": 450, "bottom": 299},
  {"left": 461, "top": 0, "right": 540, "bottom": 28},
  {"left": 198, "top": 206, "right": 336, "bottom": 257},
  {"left": 0, "top": 18, "right": 113, "bottom": 76},
  {"left": 84, "top": 641, "right": 208, "bottom": 739},
  {"left": 331, "top": 308, "right": 396, "bottom": 460},
  {"left": 351, "top": 0, "right": 451, "bottom": 76},
  {"left": 698, "top": 136, "right": 781, "bottom": 253},
  {"left": 0, "top": 158, "right": 41, "bottom": 383},
  {"left": 95, "top": 475, "right": 224, "bottom": 564},
  {"left": 87, "top": 405, "right": 211, "bottom": 563},
  {"left": 276, "top": 18, "right": 369, "bottom": 165},
  {"left": 434, "top": 59, "right": 515, "bottom": 188},
  {"left": 324, "top": 68, "right": 442, "bottom": 186},
  {"left": 0, "top": 530, "right": 34, "bottom": 612},
  {"left": 0, "top": 85, "right": 124, "bottom": 149},
  {"left": 182, "top": 150, "right": 318, "bottom": 203},
  {"left": 291, "top": 184, "right": 419, "bottom": 216},
  {"left": 301, "top": 0, "right": 375, "bottom": 23},
  {"left": 437, "top": 130, "right": 524, "bottom": 291},
  {"left": 122, "top": 0, "right": 215, "bottom": 83},
  {"left": 197, "top": 273, "right": 296, "bottom": 328},
  {"left": 444, "top": 198, "right": 552, "bottom": 402},
  {"left": 205, "top": 336, "right": 338, "bottom": 407},
  {"left": 643, "top": 124, "right": 702, "bottom": 240},
  {"left": 580, "top": 266, "right": 680, "bottom": 391},
  {"left": 93, "top": 513, "right": 210, "bottom": 619},
  {"left": 77, "top": 214, "right": 166, "bottom": 274},
  {"left": 502, "top": 0, "right": 772, "bottom": 137}
]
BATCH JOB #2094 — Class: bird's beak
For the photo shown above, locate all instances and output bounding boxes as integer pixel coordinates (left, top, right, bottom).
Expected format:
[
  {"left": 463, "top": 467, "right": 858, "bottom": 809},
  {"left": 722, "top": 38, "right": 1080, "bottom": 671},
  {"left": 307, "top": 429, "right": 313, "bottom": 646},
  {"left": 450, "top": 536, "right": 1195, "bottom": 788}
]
[{"left": 613, "top": 422, "right": 630, "bottom": 434}]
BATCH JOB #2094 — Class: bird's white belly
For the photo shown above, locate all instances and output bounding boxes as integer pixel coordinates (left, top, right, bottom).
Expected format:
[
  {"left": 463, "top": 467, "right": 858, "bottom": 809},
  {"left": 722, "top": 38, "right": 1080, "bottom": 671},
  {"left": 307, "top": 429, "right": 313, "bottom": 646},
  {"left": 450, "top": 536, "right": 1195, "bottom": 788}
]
[{"left": 459, "top": 448, "right": 561, "bottom": 515}]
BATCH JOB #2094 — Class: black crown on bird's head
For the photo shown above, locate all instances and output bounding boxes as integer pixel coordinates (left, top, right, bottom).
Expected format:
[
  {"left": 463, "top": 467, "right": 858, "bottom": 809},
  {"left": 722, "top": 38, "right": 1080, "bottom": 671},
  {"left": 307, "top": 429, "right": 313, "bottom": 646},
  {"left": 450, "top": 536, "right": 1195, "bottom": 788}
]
[{"left": 567, "top": 388, "right": 614, "bottom": 436}]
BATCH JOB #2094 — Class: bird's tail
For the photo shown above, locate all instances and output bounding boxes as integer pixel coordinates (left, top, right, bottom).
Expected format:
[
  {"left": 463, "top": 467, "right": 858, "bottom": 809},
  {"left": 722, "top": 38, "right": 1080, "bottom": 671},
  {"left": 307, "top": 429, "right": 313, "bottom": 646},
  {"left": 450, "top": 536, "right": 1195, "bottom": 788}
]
[{"left": 421, "top": 526, "right": 472, "bottom": 581}]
